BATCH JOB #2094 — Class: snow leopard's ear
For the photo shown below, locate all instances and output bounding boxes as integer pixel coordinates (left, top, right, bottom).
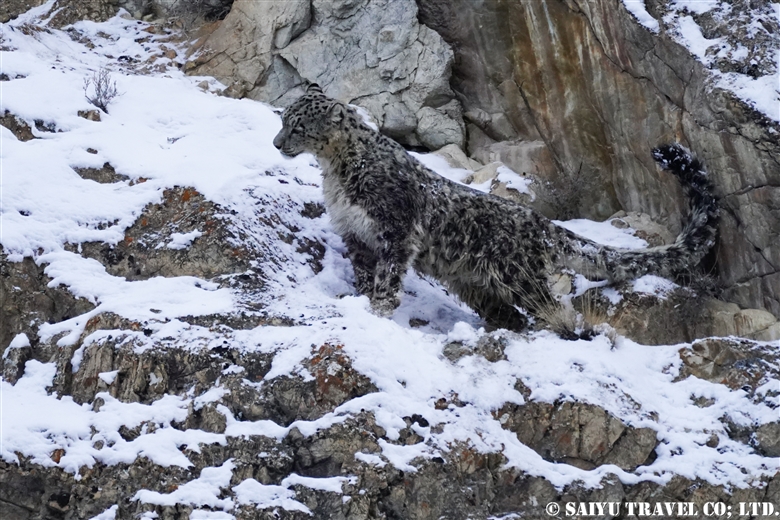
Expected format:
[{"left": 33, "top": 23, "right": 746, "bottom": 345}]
[
  {"left": 328, "top": 103, "right": 346, "bottom": 124},
  {"left": 306, "top": 83, "right": 323, "bottom": 95}
]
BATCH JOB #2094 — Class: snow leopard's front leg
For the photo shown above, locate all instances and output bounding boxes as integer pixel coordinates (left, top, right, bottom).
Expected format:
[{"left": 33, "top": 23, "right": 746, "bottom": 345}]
[
  {"left": 370, "top": 233, "right": 416, "bottom": 317},
  {"left": 343, "top": 233, "right": 377, "bottom": 296}
]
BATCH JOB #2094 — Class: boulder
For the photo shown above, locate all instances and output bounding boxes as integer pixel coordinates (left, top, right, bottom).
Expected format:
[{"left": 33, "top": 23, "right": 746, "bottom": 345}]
[
  {"left": 415, "top": 105, "right": 463, "bottom": 150},
  {"left": 0, "top": 0, "right": 45, "bottom": 23},
  {"left": 497, "top": 400, "right": 658, "bottom": 471},
  {"left": 593, "top": 288, "right": 780, "bottom": 345},
  {"left": 1, "top": 111, "right": 36, "bottom": 142},
  {"left": 608, "top": 211, "right": 675, "bottom": 247},
  {"left": 431, "top": 144, "right": 482, "bottom": 172},
  {"left": 187, "top": 0, "right": 463, "bottom": 149},
  {"left": 470, "top": 139, "right": 556, "bottom": 181}
]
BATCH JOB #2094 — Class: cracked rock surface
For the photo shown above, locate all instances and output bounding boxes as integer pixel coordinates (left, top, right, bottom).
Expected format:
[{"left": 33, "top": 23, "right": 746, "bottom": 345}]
[
  {"left": 417, "top": 0, "right": 780, "bottom": 317},
  {"left": 186, "top": 0, "right": 463, "bottom": 149}
]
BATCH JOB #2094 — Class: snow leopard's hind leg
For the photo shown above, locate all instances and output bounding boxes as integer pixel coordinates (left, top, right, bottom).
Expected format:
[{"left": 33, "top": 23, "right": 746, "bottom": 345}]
[
  {"left": 476, "top": 300, "right": 530, "bottom": 332},
  {"left": 453, "top": 281, "right": 531, "bottom": 332}
]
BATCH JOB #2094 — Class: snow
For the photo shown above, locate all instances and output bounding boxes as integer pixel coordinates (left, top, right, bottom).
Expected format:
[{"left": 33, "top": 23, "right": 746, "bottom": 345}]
[
  {"left": 676, "top": 16, "right": 713, "bottom": 61},
  {"left": 553, "top": 219, "right": 649, "bottom": 249},
  {"left": 35, "top": 251, "right": 234, "bottom": 346},
  {"left": 496, "top": 165, "right": 534, "bottom": 198},
  {"left": 354, "top": 452, "right": 386, "bottom": 467},
  {"left": 193, "top": 386, "right": 229, "bottom": 411},
  {"left": 190, "top": 512, "right": 234, "bottom": 520},
  {"left": 632, "top": 274, "right": 679, "bottom": 299},
  {"left": 222, "top": 405, "right": 348, "bottom": 440},
  {"left": 3, "top": 333, "right": 30, "bottom": 358},
  {"left": 232, "top": 479, "right": 311, "bottom": 514},
  {"left": 1, "top": 360, "right": 226, "bottom": 472},
  {"left": 89, "top": 505, "right": 118, "bottom": 520},
  {"left": 672, "top": 0, "right": 720, "bottom": 15},
  {"left": 98, "top": 370, "right": 119, "bottom": 384},
  {"left": 164, "top": 230, "right": 203, "bottom": 250},
  {"left": 409, "top": 151, "right": 473, "bottom": 186},
  {"left": 352, "top": 105, "right": 379, "bottom": 131},
  {"left": 1, "top": 9, "right": 778, "bottom": 512},
  {"left": 281, "top": 474, "right": 357, "bottom": 493},
  {"left": 601, "top": 287, "right": 623, "bottom": 305},
  {"left": 377, "top": 438, "right": 439, "bottom": 473},
  {"left": 411, "top": 153, "right": 531, "bottom": 197},
  {"left": 717, "top": 69, "right": 780, "bottom": 124},
  {"left": 446, "top": 321, "right": 482, "bottom": 346},
  {"left": 134, "top": 460, "right": 236, "bottom": 510},
  {"left": 621, "top": 0, "right": 660, "bottom": 33}
]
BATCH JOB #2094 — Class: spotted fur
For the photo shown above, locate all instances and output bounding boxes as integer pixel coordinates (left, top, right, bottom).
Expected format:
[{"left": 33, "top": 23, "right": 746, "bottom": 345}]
[{"left": 273, "top": 85, "right": 719, "bottom": 330}]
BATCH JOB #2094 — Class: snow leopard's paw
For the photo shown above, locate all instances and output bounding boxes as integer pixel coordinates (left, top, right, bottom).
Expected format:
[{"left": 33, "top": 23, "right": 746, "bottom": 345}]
[{"left": 370, "top": 296, "right": 399, "bottom": 318}]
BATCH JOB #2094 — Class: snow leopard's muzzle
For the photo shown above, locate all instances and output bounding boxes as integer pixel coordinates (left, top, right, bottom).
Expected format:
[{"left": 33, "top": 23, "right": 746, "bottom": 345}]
[{"left": 273, "top": 129, "right": 300, "bottom": 158}]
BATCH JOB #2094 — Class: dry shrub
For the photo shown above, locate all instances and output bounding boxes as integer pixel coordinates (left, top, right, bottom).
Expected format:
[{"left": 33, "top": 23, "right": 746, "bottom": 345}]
[{"left": 83, "top": 68, "right": 119, "bottom": 113}]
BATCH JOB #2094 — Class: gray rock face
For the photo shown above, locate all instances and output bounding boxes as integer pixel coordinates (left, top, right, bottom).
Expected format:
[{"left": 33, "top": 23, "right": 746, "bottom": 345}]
[
  {"left": 498, "top": 399, "right": 657, "bottom": 472},
  {"left": 48, "top": 0, "right": 119, "bottom": 27},
  {"left": 0, "top": 256, "right": 96, "bottom": 367},
  {"left": 187, "top": 0, "right": 463, "bottom": 149},
  {"left": 0, "top": 0, "right": 45, "bottom": 23},
  {"left": 184, "top": 0, "right": 311, "bottom": 102},
  {"left": 417, "top": 0, "right": 780, "bottom": 317},
  {"left": 0, "top": 111, "right": 36, "bottom": 141},
  {"left": 678, "top": 337, "right": 780, "bottom": 458},
  {"left": 75, "top": 187, "right": 254, "bottom": 282}
]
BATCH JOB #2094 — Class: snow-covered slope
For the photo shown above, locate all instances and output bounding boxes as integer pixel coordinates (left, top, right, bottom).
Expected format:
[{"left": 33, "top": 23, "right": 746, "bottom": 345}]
[{"left": 1, "top": 6, "right": 779, "bottom": 519}]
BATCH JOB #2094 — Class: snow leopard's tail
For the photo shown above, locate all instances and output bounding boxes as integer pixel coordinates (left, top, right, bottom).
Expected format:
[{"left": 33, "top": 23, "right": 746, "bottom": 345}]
[
  {"left": 650, "top": 143, "right": 719, "bottom": 259},
  {"left": 561, "top": 143, "right": 719, "bottom": 282}
]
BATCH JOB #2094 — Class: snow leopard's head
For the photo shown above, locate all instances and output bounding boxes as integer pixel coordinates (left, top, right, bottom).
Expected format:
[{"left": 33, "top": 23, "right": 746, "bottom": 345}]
[{"left": 273, "top": 84, "right": 353, "bottom": 158}]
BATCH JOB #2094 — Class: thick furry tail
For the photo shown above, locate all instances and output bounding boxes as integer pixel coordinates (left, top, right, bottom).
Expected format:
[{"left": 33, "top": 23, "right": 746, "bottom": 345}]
[
  {"left": 650, "top": 143, "right": 719, "bottom": 258},
  {"left": 561, "top": 144, "right": 719, "bottom": 282}
]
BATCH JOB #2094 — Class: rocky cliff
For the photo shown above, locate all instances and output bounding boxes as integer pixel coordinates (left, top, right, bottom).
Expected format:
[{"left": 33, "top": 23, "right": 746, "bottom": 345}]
[
  {"left": 415, "top": 0, "right": 780, "bottom": 318},
  {"left": 1, "top": 2, "right": 779, "bottom": 520},
  {"left": 185, "top": 0, "right": 465, "bottom": 151}
]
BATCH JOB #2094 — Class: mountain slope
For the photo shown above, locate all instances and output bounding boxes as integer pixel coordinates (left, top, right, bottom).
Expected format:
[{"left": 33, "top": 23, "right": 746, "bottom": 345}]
[{"left": 1, "top": 6, "right": 779, "bottom": 519}]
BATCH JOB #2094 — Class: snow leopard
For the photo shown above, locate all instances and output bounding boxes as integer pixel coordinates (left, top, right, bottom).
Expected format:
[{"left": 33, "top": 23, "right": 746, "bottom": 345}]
[{"left": 273, "top": 84, "right": 719, "bottom": 332}]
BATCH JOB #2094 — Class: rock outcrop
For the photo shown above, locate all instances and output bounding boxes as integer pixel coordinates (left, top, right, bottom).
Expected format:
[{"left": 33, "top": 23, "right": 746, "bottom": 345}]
[
  {"left": 4, "top": 308, "right": 779, "bottom": 519},
  {"left": 186, "top": 0, "right": 464, "bottom": 149},
  {"left": 0, "top": 256, "right": 96, "bottom": 372},
  {"left": 497, "top": 399, "right": 658, "bottom": 472},
  {"left": 0, "top": 0, "right": 44, "bottom": 23}
]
